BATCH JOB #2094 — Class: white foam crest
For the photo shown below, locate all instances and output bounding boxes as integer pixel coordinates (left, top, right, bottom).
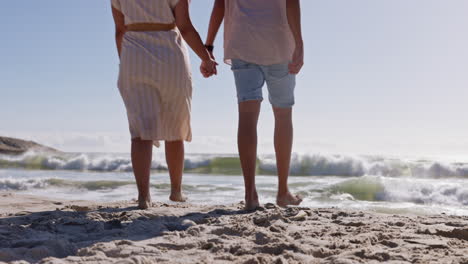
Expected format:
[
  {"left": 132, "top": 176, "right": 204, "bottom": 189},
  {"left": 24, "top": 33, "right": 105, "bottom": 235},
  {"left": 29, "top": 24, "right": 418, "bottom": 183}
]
[
  {"left": 260, "top": 153, "right": 468, "bottom": 178},
  {"left": 0, "top": 150, "right": 45, "bottom": 163},
  {"left": 184, "top": 156, "right": 211, "bottom": 170},
  {"left": 365, "top": 159, "right": 468, "bottom": 178},
  {"left": 380, "top": 177, "right": 468, "bottom": 206},
  {"left": 0, "top": 177, "right": 49, "bottom": 191},
  {"left": 260, "top": 153, "right": 367, "bottom": 176},
  {"left": 3, "top": 151, "right": 468, "bottom": 178},
  {"left": 33, "top": 153, "right": 211, "bottom": 172},
  {"left": 409, "top": 162, "right": 468, "bottom": 178},
  {"left": 41, "top": 154, "right": 146, "bottom": 172}
]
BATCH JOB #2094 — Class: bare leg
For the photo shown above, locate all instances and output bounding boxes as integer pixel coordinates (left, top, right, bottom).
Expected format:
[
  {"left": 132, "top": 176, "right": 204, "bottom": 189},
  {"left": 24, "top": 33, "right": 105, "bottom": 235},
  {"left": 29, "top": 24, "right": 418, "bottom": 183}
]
[
  {"left": 131, "top": 138, "right": 153, "bottom": 209},
  {"left": 165, "top": 140, "right": 186, "bottom": 202},
  {"left": 273, "top": 107, "right": 302, "bottom": 207},
  {"left": 238, "top": 100, "right": 261, "bottom": 210}
]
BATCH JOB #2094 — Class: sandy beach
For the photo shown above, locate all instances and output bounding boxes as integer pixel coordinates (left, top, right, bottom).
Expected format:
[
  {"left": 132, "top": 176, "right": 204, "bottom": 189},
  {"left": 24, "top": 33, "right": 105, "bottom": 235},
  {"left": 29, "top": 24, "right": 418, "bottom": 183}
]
[{"left": 0, "top": 192, "right": 466, "bottom": 264}]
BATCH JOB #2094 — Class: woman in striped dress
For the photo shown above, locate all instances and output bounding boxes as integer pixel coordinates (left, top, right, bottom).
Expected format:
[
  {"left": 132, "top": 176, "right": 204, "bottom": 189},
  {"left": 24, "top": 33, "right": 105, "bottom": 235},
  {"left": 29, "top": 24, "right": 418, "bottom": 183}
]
[{"left": 111, "top": 0, "right": 217, "bottom": 209}]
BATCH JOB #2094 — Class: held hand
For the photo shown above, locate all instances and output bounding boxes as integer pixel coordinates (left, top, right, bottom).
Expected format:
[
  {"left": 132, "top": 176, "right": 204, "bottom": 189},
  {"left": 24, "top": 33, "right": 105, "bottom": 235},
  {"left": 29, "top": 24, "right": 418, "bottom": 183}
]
[
  {"left": 288, "top": 44, "right": 304, "bottom": 75},
  {"left": 200, "top": 58, "right": 218, "bottom": 78},
  {"left": 208, "top": 50, "right": 217, "bottom": 75},
  {"left": 208, "top": 50, "right": 215, "bottom": 61}
]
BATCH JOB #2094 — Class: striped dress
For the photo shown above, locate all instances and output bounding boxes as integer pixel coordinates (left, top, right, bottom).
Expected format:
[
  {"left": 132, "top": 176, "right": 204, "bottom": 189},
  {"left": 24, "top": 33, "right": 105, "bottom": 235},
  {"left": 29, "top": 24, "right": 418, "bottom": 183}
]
[{"left": 111, "top": 0, "right": 192, "bottom": 147}]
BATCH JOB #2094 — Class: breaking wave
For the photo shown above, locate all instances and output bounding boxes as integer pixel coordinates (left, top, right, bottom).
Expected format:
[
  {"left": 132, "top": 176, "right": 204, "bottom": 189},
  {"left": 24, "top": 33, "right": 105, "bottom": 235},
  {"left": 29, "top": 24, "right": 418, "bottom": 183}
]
[
  {"left": 0, "top": 177, "right": 237, "bottom": 194},
  {"left": 2, "top": 175, "right": 467, "bottom": 208},
  {"left": 1, "top": 151, "right": 468, "bottom": 178},
  {"left": 328, "top": 176, "right": 468, "bottom": 206}
]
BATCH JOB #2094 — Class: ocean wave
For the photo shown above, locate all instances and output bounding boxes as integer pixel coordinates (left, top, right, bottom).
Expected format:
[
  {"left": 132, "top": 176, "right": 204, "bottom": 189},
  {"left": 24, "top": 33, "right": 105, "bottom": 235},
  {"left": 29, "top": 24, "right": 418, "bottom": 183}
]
[
  {"left": 42, "top": 155, "right": 135, "bottom": 172},
  {"left": 0, "top": 178, "right": 133, "bottom": 191},
  {"left": 0, "top": 178, "right": 49, "bottom": 191},
  {"left": 3, "top": 174, "right": 467, "bottom": 208},
  {"left": 0, "top": 177, "right": 239, "bottom": 193},
  {"left": 2, "top": 151, "right": 468, "bottom": 178},
  {"left": 328, "top": 176, "right": 468, "bottom": 206}
]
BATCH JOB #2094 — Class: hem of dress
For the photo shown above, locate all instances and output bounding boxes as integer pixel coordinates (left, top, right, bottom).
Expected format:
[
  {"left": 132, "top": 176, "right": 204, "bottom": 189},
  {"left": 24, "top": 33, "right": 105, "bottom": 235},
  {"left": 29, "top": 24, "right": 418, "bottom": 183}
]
[{"left": 130, "top": 136, "right": 192, "bottom": 148}]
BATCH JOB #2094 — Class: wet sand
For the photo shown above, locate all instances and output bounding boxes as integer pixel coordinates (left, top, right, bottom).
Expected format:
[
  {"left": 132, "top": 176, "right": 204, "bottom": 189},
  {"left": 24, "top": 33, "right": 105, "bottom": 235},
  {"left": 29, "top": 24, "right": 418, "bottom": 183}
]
[{"left": 0, "top": 192, "right": 467, "bottom": 264}]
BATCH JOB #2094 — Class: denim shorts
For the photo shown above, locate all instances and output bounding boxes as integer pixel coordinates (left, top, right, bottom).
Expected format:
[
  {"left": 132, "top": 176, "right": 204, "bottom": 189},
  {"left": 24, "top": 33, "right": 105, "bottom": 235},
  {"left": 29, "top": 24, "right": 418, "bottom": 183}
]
[{"left": 231, "top": 59, "right": 296, "bottom": 108}]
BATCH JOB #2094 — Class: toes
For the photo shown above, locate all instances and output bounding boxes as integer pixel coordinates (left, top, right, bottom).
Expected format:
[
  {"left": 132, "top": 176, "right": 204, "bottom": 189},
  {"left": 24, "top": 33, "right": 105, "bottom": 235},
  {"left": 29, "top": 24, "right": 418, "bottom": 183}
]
[
  {"left": 276, "top": 193, "right": 304, "bottom": 207},
  {"left": 293, "top": 195, "right": 303, "bottom": 205},
  {"left": 169, "top": 194, "right": 187, "bottom": 202},
  {"left": 138, "top": 201, "right": 150, "bottom": 210},
  {"left": 296, "top": 194, "right": 303, "bottom": 202}
]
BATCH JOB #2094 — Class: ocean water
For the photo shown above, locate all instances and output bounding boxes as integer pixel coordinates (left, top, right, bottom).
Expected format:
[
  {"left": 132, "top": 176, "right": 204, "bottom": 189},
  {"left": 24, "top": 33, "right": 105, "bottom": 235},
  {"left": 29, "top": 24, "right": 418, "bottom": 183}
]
[{"left": 1, "top": 151, "right": 468, "bottom": 216}]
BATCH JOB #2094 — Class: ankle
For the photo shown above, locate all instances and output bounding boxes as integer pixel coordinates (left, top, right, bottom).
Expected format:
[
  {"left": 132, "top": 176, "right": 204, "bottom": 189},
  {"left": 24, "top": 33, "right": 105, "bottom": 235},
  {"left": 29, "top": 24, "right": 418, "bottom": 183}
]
[
  {"left": 245, "top": 190, "right": 258, "bottom": 200},
  {"left": 171, "top": 188, "right": 182, "bottom": 194},
  {"left": 139, "top": 192, "right": 149, "bottom": 199},
  {"left": 138, "top": 194, "right": 151, "bottom": 203},
  {"left": 277, "top": 189, "right": 289, "bottom": 196}
]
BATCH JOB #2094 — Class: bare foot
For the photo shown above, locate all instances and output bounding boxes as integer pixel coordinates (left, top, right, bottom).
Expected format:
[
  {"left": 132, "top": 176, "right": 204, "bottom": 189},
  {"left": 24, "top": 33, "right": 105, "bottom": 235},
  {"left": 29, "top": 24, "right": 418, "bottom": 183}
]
[
  {"left": 276, "top": 192, "right": 303, "bottom": 207},
  {"left": 245, "top": 199, "right": 260, "bottom": 211},
  {"left": 245, "top": 190, "right": 260, "bottom": 210},
  {"left": 137, "top": 195, "right": 152, "bottom": 210},
  {"left": 169, "top": 192, "right": 187, "bottom": 202}
]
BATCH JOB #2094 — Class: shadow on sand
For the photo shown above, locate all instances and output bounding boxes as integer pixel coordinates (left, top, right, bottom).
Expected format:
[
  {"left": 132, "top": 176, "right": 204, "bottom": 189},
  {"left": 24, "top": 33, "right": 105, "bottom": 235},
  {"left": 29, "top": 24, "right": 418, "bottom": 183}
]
[{"left": 0, "top": 203, "right": 252, "bottom": 263}]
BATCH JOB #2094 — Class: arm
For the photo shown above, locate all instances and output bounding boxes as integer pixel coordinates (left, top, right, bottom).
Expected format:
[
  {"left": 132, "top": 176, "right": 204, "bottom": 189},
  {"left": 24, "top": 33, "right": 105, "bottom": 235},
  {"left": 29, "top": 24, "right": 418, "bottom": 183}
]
[
  {"left": 111, "top": 6, "right": 126, "bottom": 58},
  {"left": 175, "top": 0, "right": 217, "bottom": 77},
  {"left": 205, "top": 0, "right": 225, "bottom": 48},
  {"left": 286, "top": 0, "right": 304, "bottom": 74},
  {"left": 175, "top": 0, "right": 212, "bottom": 62}
]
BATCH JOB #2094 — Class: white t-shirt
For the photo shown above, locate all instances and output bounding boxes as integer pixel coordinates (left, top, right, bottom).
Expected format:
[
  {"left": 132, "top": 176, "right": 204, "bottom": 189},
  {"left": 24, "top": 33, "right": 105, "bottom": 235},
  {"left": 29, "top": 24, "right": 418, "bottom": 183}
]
[{"left": 224, "top": 0, "right": 295, "bottom": 65}]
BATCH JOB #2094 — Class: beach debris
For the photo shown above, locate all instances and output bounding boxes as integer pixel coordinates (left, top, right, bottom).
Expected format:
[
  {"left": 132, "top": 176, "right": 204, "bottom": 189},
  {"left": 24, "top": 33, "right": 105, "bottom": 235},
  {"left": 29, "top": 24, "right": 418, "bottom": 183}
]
[
  {"left": 181, "top": 219, "right": 197, "bottom": 228},
  {"left": 290, "top": 210, "right": 307, "bottom": 221},
  {"left": 264, "top": 203, "right": 277, "bottom": 210}
]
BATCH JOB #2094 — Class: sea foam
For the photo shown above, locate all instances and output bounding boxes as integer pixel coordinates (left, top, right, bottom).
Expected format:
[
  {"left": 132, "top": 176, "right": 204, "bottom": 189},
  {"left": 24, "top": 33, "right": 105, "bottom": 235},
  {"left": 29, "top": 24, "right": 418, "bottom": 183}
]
[{"left": 1, "top": 151, "right": 468, "bottom": 178}]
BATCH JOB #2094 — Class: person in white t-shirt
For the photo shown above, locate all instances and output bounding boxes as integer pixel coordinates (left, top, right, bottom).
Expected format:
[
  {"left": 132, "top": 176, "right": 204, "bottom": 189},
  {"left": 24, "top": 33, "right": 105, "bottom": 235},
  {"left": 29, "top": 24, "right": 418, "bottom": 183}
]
[{"left": 205, "top": 0, "right": 304, "bottom": 210}]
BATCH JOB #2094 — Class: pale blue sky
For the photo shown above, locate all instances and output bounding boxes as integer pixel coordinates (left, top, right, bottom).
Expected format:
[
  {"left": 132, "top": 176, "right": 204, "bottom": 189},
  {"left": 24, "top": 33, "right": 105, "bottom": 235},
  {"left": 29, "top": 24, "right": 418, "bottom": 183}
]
[{"left": 1, "top": 1, "right": 468, "bottom": 158}]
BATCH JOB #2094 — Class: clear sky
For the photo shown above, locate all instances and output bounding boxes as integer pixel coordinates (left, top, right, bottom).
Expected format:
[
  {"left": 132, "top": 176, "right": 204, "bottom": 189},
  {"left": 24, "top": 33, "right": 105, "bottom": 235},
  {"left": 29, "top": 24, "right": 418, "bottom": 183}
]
[{"left": 1, "top": 1, "right": 468, "bottom": 158}]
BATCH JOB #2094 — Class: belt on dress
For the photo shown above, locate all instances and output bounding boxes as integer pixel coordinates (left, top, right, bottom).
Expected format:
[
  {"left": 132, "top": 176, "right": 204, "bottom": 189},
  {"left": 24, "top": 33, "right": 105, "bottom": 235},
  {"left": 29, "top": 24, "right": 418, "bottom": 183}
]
[{"left": 126, "top": 23, "right": 176, "bottom": 32}]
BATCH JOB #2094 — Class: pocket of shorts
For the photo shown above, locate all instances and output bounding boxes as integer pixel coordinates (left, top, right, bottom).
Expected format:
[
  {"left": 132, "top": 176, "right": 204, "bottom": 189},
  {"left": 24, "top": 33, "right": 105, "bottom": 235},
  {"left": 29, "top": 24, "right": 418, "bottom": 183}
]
[
  {"left": 231, "top": 59, "right": 250, "bottom": 71},
  {"left": 266, "top": 63, "right": 290, "bottom": 79}
]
